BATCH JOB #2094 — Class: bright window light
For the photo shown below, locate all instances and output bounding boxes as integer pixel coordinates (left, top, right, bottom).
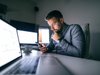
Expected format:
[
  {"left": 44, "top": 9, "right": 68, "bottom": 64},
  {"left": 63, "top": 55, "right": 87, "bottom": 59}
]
[{"left": 39, "top": 28, "right": 49, "bottom": 43}]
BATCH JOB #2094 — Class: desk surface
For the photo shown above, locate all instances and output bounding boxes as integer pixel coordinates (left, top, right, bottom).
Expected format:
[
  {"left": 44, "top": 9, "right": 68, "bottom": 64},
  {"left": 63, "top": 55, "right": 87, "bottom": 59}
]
[
  {"left": 37, "top": 53, "right": 100, "bottom": 75},
  {"left": 1, "top": 50, "right": 100, "bottom": 75}
]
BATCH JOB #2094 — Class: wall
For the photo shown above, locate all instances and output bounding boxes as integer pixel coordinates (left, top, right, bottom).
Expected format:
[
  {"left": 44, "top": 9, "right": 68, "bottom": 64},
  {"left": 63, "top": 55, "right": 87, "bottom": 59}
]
[
  {"left": 0, "top": 0, "right": 36, "bottom": 23},
  {"left": 36, "top": 0, "right": 100, "bottom": 60}
]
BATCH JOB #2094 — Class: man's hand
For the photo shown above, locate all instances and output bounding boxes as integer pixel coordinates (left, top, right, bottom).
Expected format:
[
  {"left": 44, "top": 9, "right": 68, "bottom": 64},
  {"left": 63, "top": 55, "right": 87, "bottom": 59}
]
[
  {"left": 39, "top": 44, "right": 48, "bottom": 53},
  {"left": 52, "top": 32, "right": 60, "bottom": 41}
]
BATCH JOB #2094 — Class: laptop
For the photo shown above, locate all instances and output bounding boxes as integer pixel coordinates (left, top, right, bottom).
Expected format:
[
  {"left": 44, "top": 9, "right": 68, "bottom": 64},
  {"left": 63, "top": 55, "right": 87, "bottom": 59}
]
[
  {"left": 0, "top": 19, "right": 22, "bottom": 72},
  {"left": 0, "top": 19, "right": 40, "bottom": 75}
]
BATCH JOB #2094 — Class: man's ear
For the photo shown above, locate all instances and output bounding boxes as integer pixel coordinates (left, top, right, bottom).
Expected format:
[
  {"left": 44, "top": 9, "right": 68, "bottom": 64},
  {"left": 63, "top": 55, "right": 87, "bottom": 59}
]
[{"left": 60, "top": 18, "right": 64, "bottom": 23}]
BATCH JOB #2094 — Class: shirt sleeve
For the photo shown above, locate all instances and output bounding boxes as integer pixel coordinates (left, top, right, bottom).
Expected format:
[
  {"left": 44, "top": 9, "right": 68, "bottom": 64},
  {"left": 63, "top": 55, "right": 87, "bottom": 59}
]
[{"left": 46, "top": 39, "right": 55, "bottom": 52}]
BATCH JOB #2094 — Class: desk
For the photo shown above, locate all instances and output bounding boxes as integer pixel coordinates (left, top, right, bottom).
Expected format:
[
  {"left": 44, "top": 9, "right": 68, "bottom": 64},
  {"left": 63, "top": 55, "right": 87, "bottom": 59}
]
[
  {"left": 36, "top": 53, "right": 100, "bottom": 75},
  {"left": 1, "top": 50, "right": 100, "bottom": 75}
]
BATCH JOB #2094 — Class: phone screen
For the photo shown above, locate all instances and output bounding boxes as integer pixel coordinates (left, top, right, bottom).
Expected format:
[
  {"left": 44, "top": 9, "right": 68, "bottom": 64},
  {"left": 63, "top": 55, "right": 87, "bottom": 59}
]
[
  {"left": 39, "top": 43, "right": 43, "bottom": 47},
  {"left": 37, "top": 43, "right": 43, "bottom": 48}
]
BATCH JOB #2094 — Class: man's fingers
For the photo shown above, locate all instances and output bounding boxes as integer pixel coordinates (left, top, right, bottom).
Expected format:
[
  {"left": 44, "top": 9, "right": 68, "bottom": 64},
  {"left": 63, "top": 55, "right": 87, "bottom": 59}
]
[{"left": 39, "top": 47, "right": 47, "bottom": 53}]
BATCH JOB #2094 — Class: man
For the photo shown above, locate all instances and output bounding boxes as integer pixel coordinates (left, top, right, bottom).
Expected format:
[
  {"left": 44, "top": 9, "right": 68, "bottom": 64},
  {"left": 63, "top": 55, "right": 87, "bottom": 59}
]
[{"left": 39, "top": 10, "right": 85, "bottom": 57}]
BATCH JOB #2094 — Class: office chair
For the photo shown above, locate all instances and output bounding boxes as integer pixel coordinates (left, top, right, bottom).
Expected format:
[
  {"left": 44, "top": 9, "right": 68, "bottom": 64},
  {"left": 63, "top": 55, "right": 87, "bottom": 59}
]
[{"left": 83, "top": 23, "right": 90, "bottom": 58}]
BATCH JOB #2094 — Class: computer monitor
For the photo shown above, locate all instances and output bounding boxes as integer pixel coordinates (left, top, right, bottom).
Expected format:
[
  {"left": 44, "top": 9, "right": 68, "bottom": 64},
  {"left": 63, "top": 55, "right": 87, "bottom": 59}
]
[
  {"left": 17, "top": 30, "right": 37, "bottom": 44},
  {"left": 0, "top": 19, "right": 21, "bottom": 70}
]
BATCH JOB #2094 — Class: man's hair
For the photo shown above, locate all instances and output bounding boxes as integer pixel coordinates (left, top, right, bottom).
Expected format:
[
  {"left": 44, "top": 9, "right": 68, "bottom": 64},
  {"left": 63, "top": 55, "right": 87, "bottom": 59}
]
[{"left": 45, "top": 10, "right": 63, "bottom": 20}]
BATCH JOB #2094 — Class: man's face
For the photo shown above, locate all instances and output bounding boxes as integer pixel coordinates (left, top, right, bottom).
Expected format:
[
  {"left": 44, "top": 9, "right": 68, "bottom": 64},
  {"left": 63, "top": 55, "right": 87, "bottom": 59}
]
[{"left": 47, "top": 17, "right": 64, "bottom": 32}]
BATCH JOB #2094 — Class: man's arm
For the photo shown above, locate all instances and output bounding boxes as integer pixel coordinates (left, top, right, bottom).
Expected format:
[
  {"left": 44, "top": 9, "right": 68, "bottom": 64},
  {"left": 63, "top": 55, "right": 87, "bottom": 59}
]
[
  {"left": 58, "top": 25, "right": 86, "bottom": 57},
  {"left": 46, "top": 39, "right": 55, "bottom": 52}
]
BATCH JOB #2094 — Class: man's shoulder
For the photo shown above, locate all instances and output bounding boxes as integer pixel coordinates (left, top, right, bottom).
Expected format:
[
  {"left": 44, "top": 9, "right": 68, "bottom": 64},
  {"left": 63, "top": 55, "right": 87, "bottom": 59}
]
[
  {"left": 70, "top": 24, "right": 81, "bottom": 27},
  {"left": 69, "top": 24, "right": 82, "bottom": 30},
  {"left": 63, "top": 23, "right": 82, "bottom": 33}
]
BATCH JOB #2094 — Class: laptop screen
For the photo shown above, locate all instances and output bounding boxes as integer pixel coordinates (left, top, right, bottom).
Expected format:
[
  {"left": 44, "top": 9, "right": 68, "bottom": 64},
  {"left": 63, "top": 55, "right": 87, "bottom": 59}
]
[{"left": 0, "top": 19, "right": 21, "bottom": 68}]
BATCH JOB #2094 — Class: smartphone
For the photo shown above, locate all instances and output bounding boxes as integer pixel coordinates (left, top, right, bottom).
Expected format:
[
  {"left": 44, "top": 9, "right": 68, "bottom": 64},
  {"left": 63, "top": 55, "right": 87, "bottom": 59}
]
[
  {"left": 37, "top": 43, "right": 43, "bottom": 48},
  {"left": 38, "top": 43, "right": 43, "bottom": 47}
]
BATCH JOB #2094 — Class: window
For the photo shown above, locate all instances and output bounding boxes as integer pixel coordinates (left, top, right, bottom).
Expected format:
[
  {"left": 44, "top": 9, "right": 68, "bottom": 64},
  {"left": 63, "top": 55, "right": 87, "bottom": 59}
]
[{"left": 39, "top": 28, "right": 49, "bottom": 43}]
